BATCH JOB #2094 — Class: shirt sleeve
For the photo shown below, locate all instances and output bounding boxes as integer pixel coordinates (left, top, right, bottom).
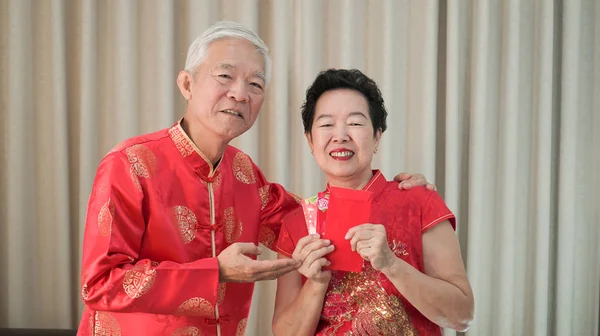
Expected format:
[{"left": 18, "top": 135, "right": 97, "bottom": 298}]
[
  {"left": 420, "top": 188, "right": 456, "bottom": 232},
  {"left": 274, "top": 206, "right": 308, "bottom": 257},
  {"left": 253, "top": 165, "right": 302, "bottom": 251},
  {"left": 80, "top": 151, "right": 219, "bottom": 316}
]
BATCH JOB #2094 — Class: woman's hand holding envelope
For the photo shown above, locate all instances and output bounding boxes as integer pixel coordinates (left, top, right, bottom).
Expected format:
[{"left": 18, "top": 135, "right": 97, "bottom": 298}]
[
  {"left": 292, "top": 234, "right": 335, "bottom": 285},
  {"left": 346, "top": 223, "right": 396, "bottom": 272}
]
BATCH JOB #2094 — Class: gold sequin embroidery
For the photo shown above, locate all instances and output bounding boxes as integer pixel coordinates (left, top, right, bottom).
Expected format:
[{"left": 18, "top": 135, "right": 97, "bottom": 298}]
[
  {"left": 236, "top": 318, "right": 247, "bottom": 336},
  {"left": 97, "top": 198, "right": 115, "bottom": 236},
  {"left": 171, "top": 326, "right": 202, "bottom": 336},
  {"left": 259, "top": 226, "right": 276, "bottom": 249},
  {"left": 232, "top": 152, "right": 256, "bottom": 184},
  {"left": 93, "top": 311, "right": 121, "bottom": 336},
  {"left": 217, "top": 283, "right": 226, "bottom": 305},
  {"left": 322, "top": 265, "right": 417, "bottom": 335},
  {"left": 172, "top": 206, "right": 198, "bottom": 244},
  {"left": 175, "top": 297, "right": 214, "bottom": 317},
  {"left": 126, "top": 144, "right": 157, "bottom": 191},
  {"left": 258, "top": 185, "right": 270, "bottom": 210},
  {"left": 224, "top": 207, "right": 243, "bottom": 243},
  {"left": 123, "top": 262, "right": 157, "bottom": 299},
  {"left": 169, "top": 126, "right": 195, "bottom": 157}
]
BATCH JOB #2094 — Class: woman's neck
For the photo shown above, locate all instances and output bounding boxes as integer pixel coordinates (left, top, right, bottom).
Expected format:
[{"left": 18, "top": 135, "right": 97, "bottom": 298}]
[{"left": 326, "top": 168, "right": 374, "bottom": 191}]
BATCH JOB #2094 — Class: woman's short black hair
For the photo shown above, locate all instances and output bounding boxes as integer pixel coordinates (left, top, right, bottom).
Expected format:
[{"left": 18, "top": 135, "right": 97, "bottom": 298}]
[{"left": 301, "top": 68, "right": 388, "bottom": 136}]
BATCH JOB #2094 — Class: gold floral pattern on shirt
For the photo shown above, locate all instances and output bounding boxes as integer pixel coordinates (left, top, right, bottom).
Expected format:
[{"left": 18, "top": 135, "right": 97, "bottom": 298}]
[
  {"left": 217, "top": 283, "right": 226, "bottom": 305},
  {"left": 172, "top": 205, "right": 198, "bottom": 244},
  {"left": 320, "top": 265, "right": 417, "bottom": 335},
  {"left": 232, "top": 152, "right": 256, "bottom": 184},
  {"left": 236, "top": 318, "right": 247, "bottom": 336},
  {"left": 258, "top": 185, "right": 270, "bottom": 210},
  {"left": 92, "top": 311, "right": 121, "bottom": 336},
  {"left": 126, "top": 144, "right": 157, "bottom": 191},
  {"left": 97, "top": 198, "right": 115, "bottom": 236},
  {"left": 169, "top": 125, "right": 195, "bottom": 157},
  {"left": 171, "top": 326, "right": 202, "bottom": 336},
  {"left": 175, "top": 297, "right": 214, "bottom": 317},
  {"left": 259, "top": 226, "right": 276, "bottom": 249},
  {"left": 123, "top": 261, "right": 157, "bottom": 299},
  {"left": 224, "top": 207, "right": 243, "bottom": 243}
]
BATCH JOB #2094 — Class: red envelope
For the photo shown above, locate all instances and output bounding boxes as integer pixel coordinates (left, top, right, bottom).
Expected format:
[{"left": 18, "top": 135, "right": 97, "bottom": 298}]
[{"left": 323, "top": 186, "right": 373, "bottom": 273}]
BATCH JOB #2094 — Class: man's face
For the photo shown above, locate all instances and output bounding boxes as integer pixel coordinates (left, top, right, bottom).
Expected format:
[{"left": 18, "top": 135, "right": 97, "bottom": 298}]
[{"left": 180, "top": 38, "right": 266, "bottom": 142}]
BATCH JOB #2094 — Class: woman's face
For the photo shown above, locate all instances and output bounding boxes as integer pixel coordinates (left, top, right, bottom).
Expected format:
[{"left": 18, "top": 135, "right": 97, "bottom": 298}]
[{"left": 306, "top": 88, "right": 381, "bottom": 183}]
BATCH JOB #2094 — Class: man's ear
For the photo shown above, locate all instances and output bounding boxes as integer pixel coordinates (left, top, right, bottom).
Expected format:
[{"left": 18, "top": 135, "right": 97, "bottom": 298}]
[{"left": 176, "top": 71, "right": 193, "bottom": 100}]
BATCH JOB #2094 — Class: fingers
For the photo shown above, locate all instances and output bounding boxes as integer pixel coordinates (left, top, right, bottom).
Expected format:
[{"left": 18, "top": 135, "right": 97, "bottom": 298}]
[
  {"left": 293, "top": 237, "right": 331, "bottom": 262},
  {"left": 393, "top": 172, "right": 412, "bottom": 182},
  {"left": 348, "top": 229, "right": 376, "bottom": 251},
  {"left": 306, "top": 258, "right": 331, "bottom": 277},
  {"left": 345, "top": 224, "right": 377, "bottom": 239},
  {"left": 234, "top": 242, "right": 262, "bottom": 256},
  {"left": 294, "top": 234, "right": 321, "bottom": 256},
  {"left": 303, "top": 245, "right": 334, "bottom": 269}
]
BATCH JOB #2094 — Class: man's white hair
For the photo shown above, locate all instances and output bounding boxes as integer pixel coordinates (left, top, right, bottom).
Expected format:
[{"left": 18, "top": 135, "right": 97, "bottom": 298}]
[{"left": 184, "top": 21, "right": 271, "bottom": 87}]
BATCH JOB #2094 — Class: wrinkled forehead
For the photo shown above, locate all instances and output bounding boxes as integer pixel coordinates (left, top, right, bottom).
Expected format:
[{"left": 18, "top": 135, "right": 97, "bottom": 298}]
[{"left": 205, "top": 38, "right": 266, "bottom": 73}]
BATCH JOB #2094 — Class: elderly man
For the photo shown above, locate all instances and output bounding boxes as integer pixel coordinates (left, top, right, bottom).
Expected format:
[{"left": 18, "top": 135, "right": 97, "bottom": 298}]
[{"left": 77, "top": 21, "right": 433, "bottom": 336}]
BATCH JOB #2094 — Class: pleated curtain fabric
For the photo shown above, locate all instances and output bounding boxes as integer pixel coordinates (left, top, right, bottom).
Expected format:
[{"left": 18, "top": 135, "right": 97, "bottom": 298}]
[{"left": 0, "top": 1, "right": 598, "bottom": 335}]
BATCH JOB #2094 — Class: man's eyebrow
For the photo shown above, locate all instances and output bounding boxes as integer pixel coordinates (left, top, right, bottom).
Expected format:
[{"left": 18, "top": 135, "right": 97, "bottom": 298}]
[
  {"left": 216, "top": 63, "right": 265, "bottom": 82},
  {"left": 253, "top": 71, "right": 266, "bottom": 82}
]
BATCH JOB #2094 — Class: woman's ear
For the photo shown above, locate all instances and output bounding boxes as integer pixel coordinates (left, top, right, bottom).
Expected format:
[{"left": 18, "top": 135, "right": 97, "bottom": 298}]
[{"left": 305, "top": 132, "right": 314, "bottom": 154}]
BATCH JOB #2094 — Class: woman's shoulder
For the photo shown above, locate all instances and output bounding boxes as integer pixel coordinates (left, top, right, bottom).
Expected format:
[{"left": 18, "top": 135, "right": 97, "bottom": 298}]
[{"left": 382, "top": 182, "right": 437, "bottom": 202}]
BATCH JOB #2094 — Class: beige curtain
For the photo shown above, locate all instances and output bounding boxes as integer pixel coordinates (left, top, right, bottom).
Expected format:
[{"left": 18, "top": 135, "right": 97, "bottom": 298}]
[{"left": 1, "top": 0, "right": 599, "bottom": 335}]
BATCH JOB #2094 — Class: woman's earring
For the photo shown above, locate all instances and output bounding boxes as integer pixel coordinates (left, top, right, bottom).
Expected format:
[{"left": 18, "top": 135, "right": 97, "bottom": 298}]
[{"left": 374, "top": 147, "right": 378, "bottom": 154}]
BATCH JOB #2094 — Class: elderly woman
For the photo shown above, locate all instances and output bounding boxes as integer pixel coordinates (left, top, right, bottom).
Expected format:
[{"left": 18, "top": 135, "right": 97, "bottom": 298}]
[{"left": 272, "top": 69, "right": 474, "bottom": 335}]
